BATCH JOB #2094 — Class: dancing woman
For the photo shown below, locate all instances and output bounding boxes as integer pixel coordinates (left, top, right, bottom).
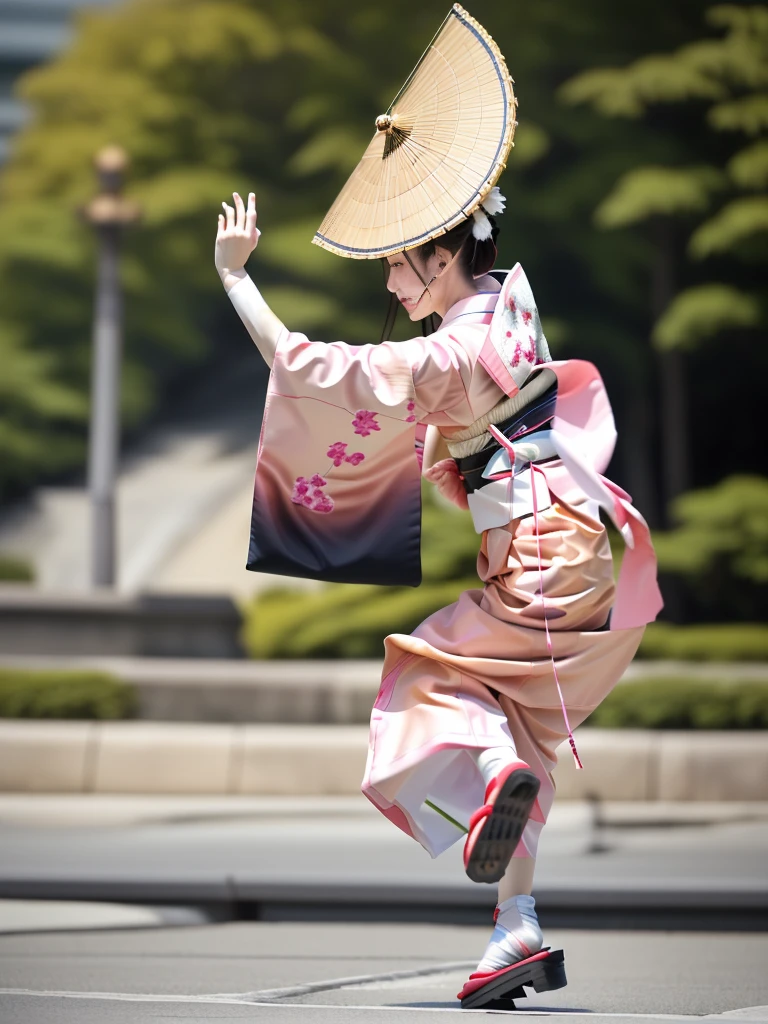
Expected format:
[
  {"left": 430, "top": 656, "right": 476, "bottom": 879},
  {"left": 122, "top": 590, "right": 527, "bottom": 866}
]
[{"left": 215, "top": 5, "right": 662, "bottom": 1009}]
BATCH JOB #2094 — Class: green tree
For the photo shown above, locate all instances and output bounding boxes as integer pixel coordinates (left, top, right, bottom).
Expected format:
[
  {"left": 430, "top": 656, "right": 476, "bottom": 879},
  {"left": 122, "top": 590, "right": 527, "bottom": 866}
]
[
  {"left": 653, "top": 474, "right": 768, "bottom": 621},
  {"left": 0, "top": 0, "right": 721, "bottom": 508},
  {"left": 561, "top": 5, "right": 768, "bottom": 517},
  {"left": 0, "top": 0, "right": 365, "bottom": 499}
]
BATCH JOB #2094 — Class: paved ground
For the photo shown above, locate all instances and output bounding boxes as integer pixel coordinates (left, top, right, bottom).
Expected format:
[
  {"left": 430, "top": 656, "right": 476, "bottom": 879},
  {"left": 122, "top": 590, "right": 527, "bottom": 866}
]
[
  {"left": 0, "top": 921, "right": 767, "bottom": 1022},
  {"left": 0, "top": 798, "right": 766, "bottom": 927},
  {"left": 1, "top": 799, "right": 767, "bottom": 1021}
]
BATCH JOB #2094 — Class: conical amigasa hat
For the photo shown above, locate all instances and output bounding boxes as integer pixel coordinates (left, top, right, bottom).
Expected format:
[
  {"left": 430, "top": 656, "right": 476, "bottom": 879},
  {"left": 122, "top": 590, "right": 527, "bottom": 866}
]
[{"left": 313, "top": 4, "right": 517, "bottom": 260}]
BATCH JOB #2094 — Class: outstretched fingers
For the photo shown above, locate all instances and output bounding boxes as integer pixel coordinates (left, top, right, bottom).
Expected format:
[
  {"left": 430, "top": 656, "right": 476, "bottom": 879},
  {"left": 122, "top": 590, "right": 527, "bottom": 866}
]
[
  {"left": 245, "top": 192, "right": 257, "bottom": 239},
  {"left": 233, "top": 191, "right": 246, "bottom": 231}
]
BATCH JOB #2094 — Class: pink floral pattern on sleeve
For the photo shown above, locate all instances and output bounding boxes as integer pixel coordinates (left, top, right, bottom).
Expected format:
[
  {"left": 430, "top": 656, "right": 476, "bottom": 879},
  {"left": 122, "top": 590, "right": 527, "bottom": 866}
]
[
  {"left": 352, "top": 410, "right": 380, "bottom": 437},
  {"left": 291, "top": 474, "right": 334, "bottom": 514},
  {"left": 326, "top": 442, "right": 348, "bottom": 467},
  {"left": 327, "top": 441, "right": 366, "bottom": 468},
  {"left": 291, "top": 401, "right": 413, "bottom": 515}
]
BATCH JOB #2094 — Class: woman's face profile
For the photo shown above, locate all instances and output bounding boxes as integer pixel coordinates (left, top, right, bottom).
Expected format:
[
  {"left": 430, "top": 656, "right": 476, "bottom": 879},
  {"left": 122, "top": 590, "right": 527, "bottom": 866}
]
[{"left": 385, "top": 250, "right": 442, "bottom": 321}]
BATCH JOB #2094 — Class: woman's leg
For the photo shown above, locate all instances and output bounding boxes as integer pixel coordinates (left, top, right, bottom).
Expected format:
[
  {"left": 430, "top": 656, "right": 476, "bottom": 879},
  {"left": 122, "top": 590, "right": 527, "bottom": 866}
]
[
  {"left": 498, "top": 855, "right": 535, "bottom": 901},
  {"left": 475, "top": 856, "right": 543, "bottom": 973},
  {"left": 464, "top": 745, "right": 541, "bottom": 883}
]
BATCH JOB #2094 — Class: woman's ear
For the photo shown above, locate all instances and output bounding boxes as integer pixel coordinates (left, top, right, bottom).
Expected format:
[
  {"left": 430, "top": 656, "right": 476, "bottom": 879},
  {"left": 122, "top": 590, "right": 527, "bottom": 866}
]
[{"left": 433, "top": 244, "right": 452, "bottom": 271}]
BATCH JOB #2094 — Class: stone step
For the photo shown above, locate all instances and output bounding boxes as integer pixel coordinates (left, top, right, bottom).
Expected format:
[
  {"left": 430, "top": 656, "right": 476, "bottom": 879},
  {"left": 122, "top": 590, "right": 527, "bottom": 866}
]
[{"left": 1, "top": 722, "right": 766, "bottom": 801}]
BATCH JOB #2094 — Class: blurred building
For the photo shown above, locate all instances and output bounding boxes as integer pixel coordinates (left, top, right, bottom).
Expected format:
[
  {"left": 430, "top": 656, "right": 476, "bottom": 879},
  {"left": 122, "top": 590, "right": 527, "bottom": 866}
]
[{"left": 0, "top": 0, "right": 118, "bottom": 163}]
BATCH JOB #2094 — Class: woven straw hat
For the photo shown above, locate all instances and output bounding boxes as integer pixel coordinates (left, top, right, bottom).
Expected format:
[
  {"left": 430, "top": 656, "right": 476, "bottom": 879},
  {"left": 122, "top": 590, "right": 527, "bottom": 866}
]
[{"left": 313, "top": 4, "right": 517, "bottom": 260}]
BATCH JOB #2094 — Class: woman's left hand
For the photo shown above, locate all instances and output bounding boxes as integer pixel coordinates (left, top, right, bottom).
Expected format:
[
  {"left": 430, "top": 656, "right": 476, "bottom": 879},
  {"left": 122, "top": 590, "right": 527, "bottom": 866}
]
[{"left": 215, "top": 191, "right": 260, "bottom": 276}]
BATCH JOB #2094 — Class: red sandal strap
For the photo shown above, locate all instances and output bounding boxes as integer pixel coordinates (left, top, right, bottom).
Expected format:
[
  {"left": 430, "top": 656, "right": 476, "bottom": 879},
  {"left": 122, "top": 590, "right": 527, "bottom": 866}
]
[{"left": 468, "top": 803, "right": 493, "bottom": 831}]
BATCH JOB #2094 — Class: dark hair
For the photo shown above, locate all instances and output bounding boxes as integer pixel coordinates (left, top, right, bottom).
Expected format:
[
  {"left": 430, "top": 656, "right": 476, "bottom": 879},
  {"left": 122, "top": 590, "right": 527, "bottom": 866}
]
[
  {"left": 415, "top": 214, "right": 499, "bottom": 280},
  {"left": 379, "top": 212, "right": 500, "bottom": 341}
]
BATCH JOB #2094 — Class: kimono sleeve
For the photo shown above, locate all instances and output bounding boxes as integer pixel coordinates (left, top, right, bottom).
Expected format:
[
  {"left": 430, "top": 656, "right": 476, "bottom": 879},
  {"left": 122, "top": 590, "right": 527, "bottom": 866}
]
[{"left": 246, "top": 328, "right": 425, "bottom": 586}]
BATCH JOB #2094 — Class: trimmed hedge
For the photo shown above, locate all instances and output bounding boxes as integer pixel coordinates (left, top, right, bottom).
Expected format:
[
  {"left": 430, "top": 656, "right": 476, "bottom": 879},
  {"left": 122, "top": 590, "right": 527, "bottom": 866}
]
[
  {"left": 638, "top": 622, "right": 768, "bottom": 662},
  {"left": 244, "top": 581, "right": 768, "bottom": 662},
  {"left": 242, "top": 579, "right": 476, "bottom": 659},
  {"left": 588, "top": 678, "right": 768, "bottom": 730},
  {"left": 0, "top": 669, "right": 137, "bottom": 720},
  {"left": 0, "top": 554, "right": 34, "bottom": 582}
]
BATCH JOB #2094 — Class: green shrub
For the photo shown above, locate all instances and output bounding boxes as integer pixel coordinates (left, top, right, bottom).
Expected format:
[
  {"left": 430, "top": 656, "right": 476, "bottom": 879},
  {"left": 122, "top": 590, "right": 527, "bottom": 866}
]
[
  {"left": 242, "top": 578, "right": 478, "bottom": 659},
  {"left": 587, "top": 677, "right": 768, "bottom": 730},
  {"left": 0, "top": 669, "right": 137, "bottom": 719},
  {"left": 652, "top": 476, "right": 768, "bottom": 623},
  {"left": 245, "top": 587, "right": 768, "bottom": 663},
  {"left": 638, "top": 622, "right": 768, "bottom": 661},
  {"left": 0, "top": 554, "right": 34, "bottom": 582}
]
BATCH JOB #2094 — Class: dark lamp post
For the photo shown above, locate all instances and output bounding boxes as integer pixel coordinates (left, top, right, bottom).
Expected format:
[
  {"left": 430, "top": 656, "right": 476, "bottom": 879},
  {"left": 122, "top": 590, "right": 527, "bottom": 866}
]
[{"left": 79, "top": 146, "right": 141, "bottom": 588}]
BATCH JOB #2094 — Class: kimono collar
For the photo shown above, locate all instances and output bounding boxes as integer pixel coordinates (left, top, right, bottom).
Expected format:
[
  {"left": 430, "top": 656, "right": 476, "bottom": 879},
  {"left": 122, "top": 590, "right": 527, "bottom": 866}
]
[{"left": 440, "top": 290, "right": 500, "bottom": 329}]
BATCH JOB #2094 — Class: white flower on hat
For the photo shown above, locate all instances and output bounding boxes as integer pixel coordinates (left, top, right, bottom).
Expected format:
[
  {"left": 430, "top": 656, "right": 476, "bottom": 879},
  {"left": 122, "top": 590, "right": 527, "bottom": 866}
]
[
  {"left": 481, "top": 186, "right": 506, "bottom": 217},
  {"left": 471, "top": 186, "right": 506, "bottom": 240}
]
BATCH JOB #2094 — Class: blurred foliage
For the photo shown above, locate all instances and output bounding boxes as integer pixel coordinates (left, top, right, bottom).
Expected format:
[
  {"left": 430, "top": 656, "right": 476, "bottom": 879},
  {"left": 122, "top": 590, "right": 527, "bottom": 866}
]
[
  {"left": 0, "top": 669, "right": 136, "bottom": 719},
  {"left": 637, "top": 621, "right": 768, "bottom": 661},
  {"left": 0, "top": 554, "right": 34, "bottom": 582},
  {"left": 567, "top": 4, "right": 768, "bottom": 343},
  {"left": 3, "top": 0, "right": 761, "bottom": 507},
  {"left": 652, "top": 283, "right": 761, "bottom": 349},
  {"left": 594, "top": 166, "right": 727, "bottom": 227},
  {"left": 242, "top": 579, "right": 473, "bottom": 659},
  {"left": 655, "top": 475, "right": 768, "bottom": 581},
  {"left": 244, "top": 582, "right": 768, "bottom": 658},
  {"left": 563, "top": 4, "right": 768, "bottom": 307},
  {"left": 587, "top": 677, "right": 768, "bottom": 729},
  {"left": 653, "top": 475, "right": 768, "bottom": 620},
  {"left": 0, "top": 0, "right": 371, "bottom": 499},
  {"left": 561, "top": 3, "right": 768, "bottom": 532}
]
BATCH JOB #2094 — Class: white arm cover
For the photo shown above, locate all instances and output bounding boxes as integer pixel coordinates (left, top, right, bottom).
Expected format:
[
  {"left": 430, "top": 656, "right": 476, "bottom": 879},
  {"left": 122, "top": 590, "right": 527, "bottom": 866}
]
[{"left": 225, "top": 273, "right": 285, "bottom": 368}]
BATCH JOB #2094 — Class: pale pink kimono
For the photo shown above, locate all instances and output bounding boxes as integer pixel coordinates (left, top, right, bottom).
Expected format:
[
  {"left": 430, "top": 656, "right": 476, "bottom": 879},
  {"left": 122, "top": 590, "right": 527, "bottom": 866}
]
[{"left": 231, "top": 263, "right": 663, "bottom": 862}]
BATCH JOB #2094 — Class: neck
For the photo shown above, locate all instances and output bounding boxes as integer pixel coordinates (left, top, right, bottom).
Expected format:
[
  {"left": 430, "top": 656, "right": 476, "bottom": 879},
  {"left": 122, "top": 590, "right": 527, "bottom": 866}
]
[
  {"left": 433, "top": 277, "right": 481, "bottom": 318},
  {"left": 436, "top": 272, "right": 500, "bottom": 317}
]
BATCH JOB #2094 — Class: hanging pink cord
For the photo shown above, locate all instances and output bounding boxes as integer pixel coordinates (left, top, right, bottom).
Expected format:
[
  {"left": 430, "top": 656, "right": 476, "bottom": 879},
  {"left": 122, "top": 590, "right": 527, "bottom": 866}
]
[{"left": 487, "top": 425, "right": 583, "bottom": 769}]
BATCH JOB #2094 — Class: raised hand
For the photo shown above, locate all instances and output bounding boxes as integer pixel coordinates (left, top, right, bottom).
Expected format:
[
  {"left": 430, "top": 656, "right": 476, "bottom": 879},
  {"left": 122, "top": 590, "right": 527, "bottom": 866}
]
[{"left": 215, "top": 191, "right": 260, "bottom": 276}]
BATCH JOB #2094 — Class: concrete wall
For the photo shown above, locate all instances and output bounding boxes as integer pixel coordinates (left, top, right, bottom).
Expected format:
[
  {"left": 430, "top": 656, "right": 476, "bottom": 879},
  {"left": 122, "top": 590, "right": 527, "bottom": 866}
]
[
  {"left": 1, "top": 722, "right": 766, "bottom": 800},
  {"left": 0, "top": 587, "right": 244, "bottom": 658}
]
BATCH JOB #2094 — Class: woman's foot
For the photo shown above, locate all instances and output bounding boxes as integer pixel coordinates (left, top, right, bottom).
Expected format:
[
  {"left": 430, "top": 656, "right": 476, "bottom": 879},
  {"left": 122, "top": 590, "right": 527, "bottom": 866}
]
[
  {"left": 463, "top": 761, "right": 541, "bottom": 883},
  {"left": 457, "top": 896, "right": 566, "bottom": 1009},
  {"left": 476, "top": 894, "right": 543, "bottom": 973}
]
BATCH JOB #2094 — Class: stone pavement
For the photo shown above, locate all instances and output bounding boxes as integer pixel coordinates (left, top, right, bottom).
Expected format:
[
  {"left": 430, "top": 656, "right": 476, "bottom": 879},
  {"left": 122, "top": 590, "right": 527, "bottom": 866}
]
[
  {"left": 1, "top": 797, "right": 767, "bottom": 1021},
  {"left": 0, "top": 921, "right": 767, "bottom": 1022},
  {"left": 0, "top": 899, "right": 207, "bottom": 935},
  {"left": 0, "top": 797, "right": 766, "bottom": 929}
]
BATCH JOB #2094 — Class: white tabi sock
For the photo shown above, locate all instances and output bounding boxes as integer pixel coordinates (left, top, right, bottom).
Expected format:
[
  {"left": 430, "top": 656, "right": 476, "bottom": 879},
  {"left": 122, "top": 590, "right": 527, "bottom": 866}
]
[
  {"left": 472, "top": 746, "right": 521, "bottom": 790},
  {"left": 476, "top": 894, "right": 544, "bottom": 974}
]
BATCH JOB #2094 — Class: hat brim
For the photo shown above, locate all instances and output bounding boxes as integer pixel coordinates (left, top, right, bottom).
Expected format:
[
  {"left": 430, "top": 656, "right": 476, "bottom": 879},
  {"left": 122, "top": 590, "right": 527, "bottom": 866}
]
[{"left": 313, "top": 4, "right": 517, "bottom": 260}]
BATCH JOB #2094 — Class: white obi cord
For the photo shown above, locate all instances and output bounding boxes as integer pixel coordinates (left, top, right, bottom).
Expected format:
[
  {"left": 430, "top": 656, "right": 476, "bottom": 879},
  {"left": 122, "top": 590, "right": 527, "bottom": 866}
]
[{"left": 466, "top": 429, "right": 556, "bottom": 533}]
